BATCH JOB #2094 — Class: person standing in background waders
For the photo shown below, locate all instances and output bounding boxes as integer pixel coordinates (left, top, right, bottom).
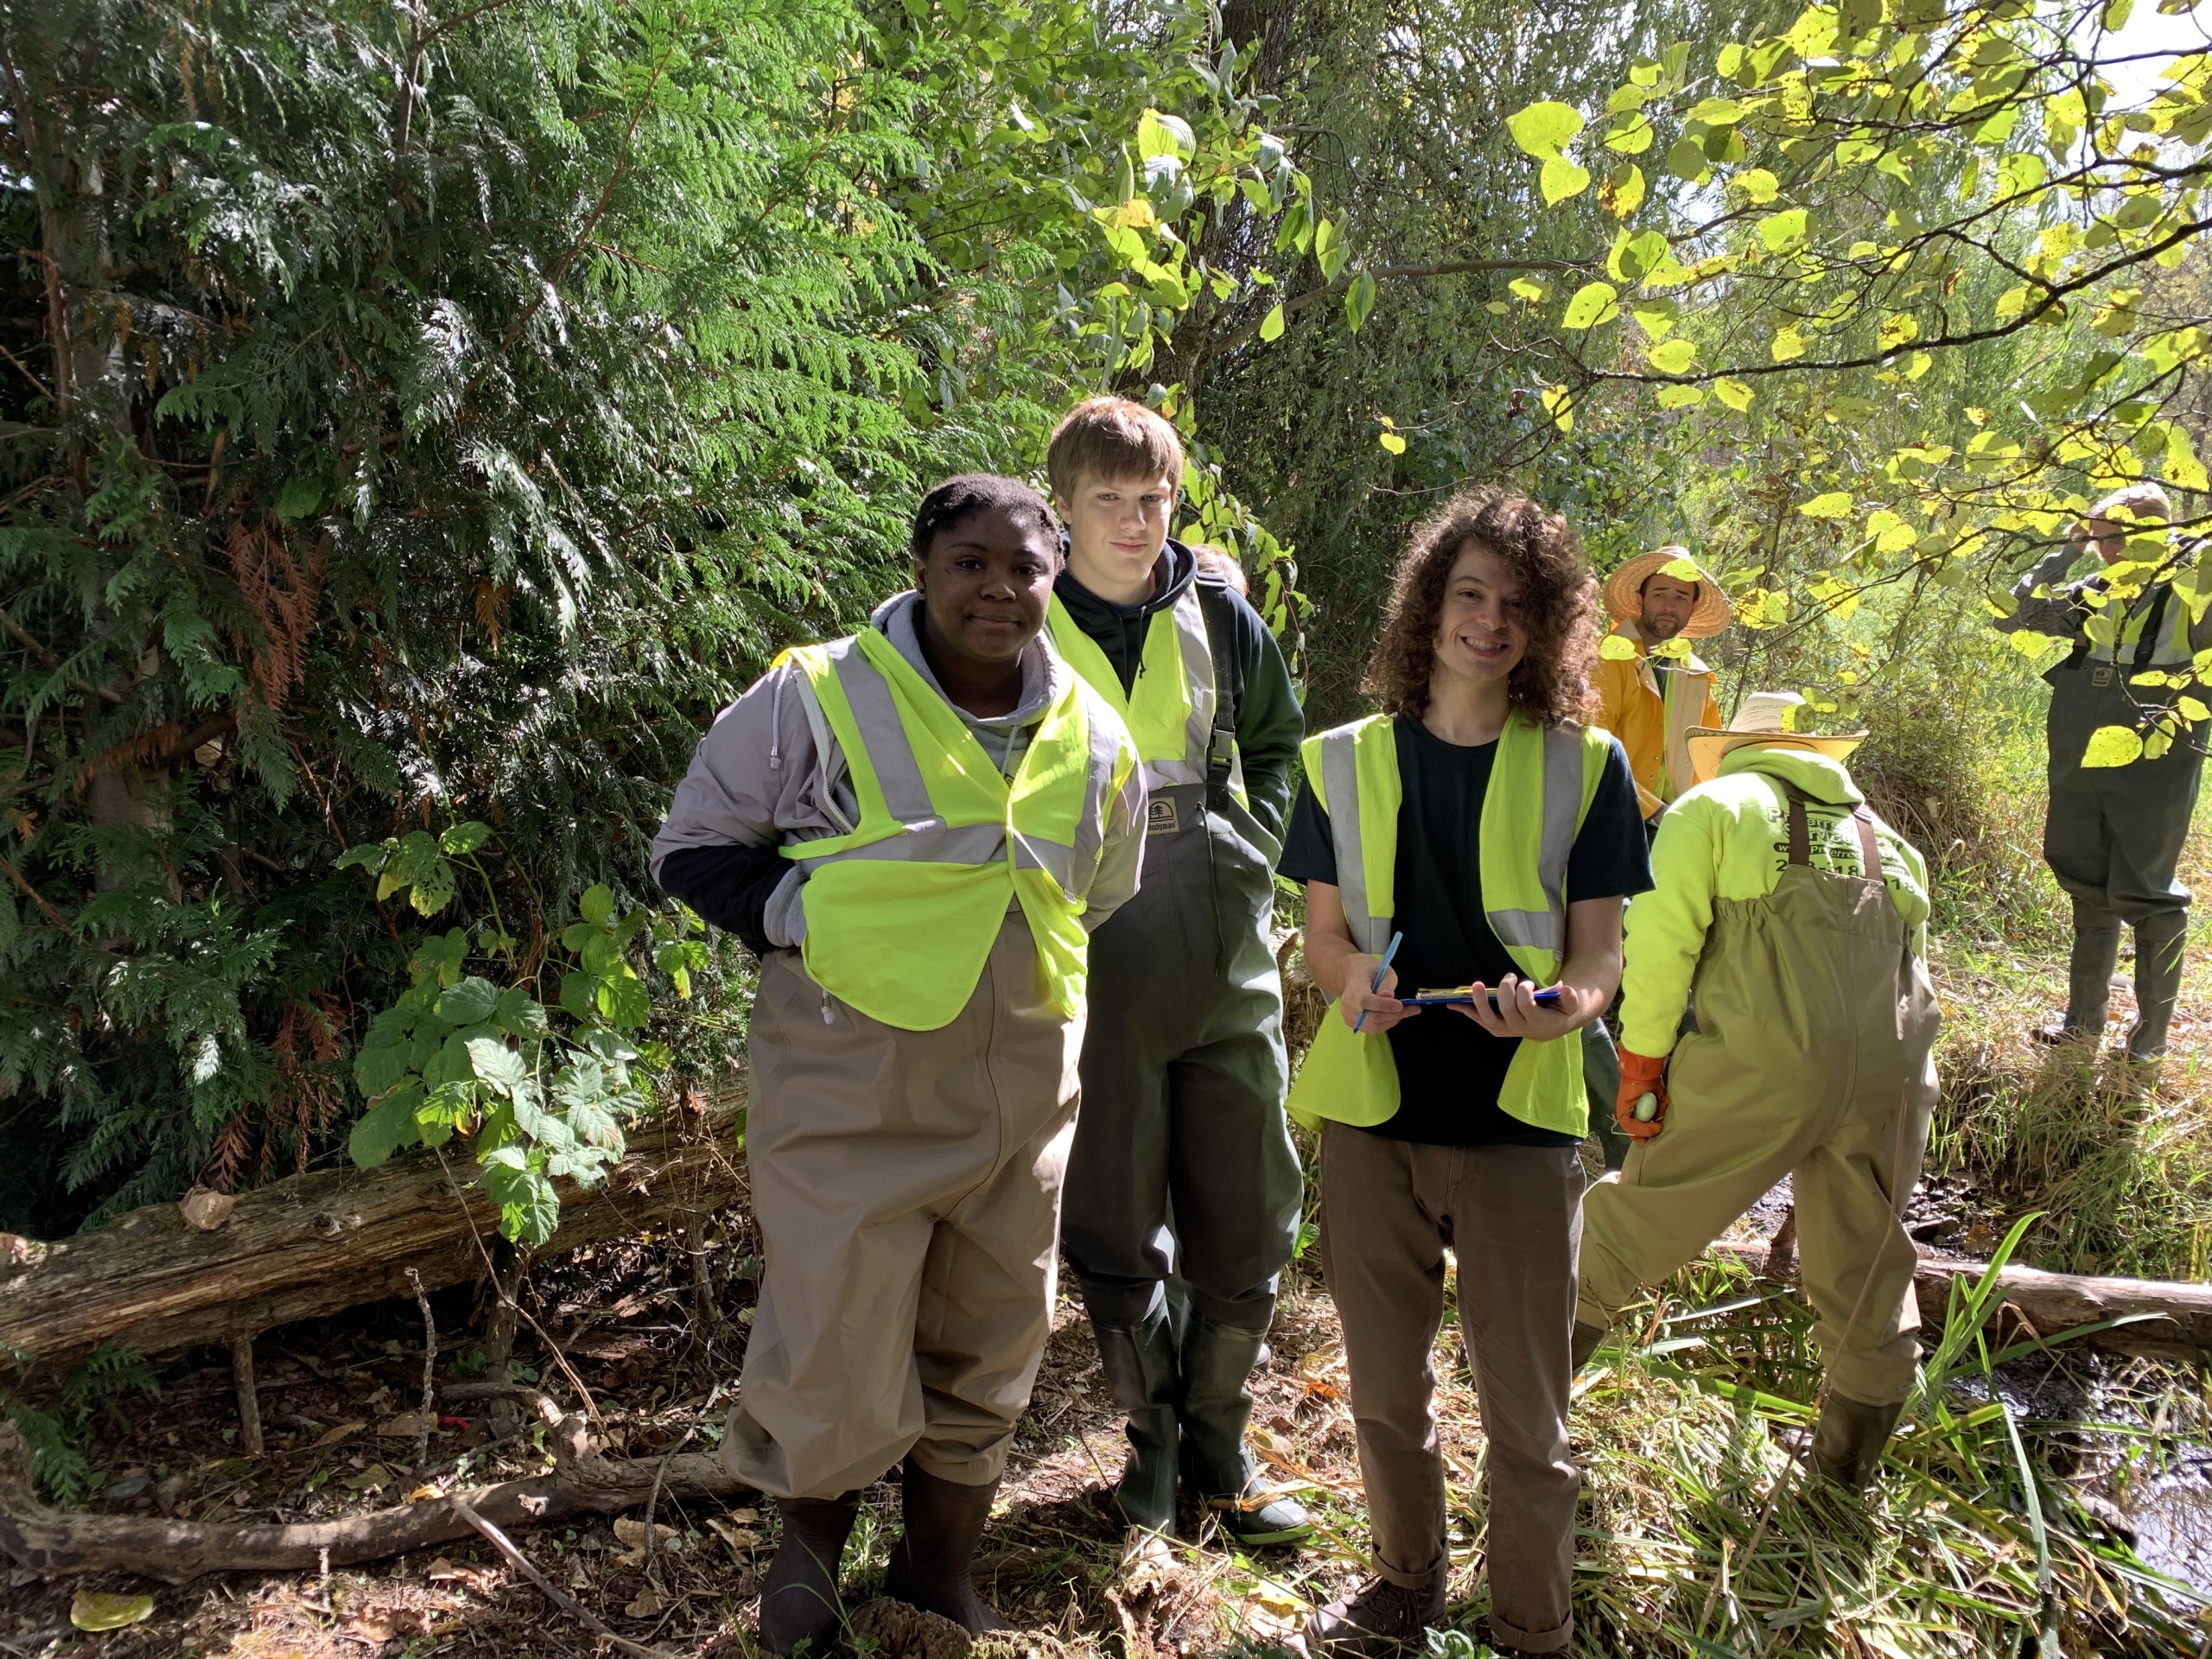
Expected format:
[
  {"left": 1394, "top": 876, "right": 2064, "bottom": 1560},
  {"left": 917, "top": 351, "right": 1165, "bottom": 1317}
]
[
  {"left": 1572, "top": 702, "right": 1940, "bottom": 1491},
  {"left": 1285, "top": 486, "right": 1649, "bottom": 1657},
  {"left": 1042, "top": 397, "right": 1312, "bottom": 1549},
  {"left": 1580, "top": 547, "right": 1731, "bottom": 1173},
  {"left": 652, "top": 475, "right": 1146, "bottom": 1653},
  {"left": 1993, "top": 483, "right": 2210, "bottom": 1061}
]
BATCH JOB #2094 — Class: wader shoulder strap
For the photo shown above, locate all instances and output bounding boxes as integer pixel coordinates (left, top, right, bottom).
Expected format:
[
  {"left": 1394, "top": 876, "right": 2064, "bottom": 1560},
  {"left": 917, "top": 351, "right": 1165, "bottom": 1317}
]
[
  {"left": 2133, "top": 582, "right": 2176, "bottom": 675},
  {"left": 1195, "top": 580, "right": 1240, "bottom": 791},
  {"left": 1770, "top": 778, "right": 1885, "bottom": 882}
]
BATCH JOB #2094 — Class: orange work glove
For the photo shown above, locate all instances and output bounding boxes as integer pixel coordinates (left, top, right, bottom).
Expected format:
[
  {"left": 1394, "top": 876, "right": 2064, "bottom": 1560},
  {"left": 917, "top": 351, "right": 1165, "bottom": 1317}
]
[{"left": 1614, "top": 1046, "right": 1669, "bottom": 1141}]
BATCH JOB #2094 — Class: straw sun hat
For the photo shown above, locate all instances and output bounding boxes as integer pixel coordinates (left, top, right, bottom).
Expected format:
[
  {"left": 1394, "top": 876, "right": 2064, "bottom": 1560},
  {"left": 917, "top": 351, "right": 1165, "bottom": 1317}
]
[
  {"left": 1602, "top": 546, "right": 1733, "bottom": 639},
  {"left": 1685, "top": 691, "right": 1867, "bottom": 785}
]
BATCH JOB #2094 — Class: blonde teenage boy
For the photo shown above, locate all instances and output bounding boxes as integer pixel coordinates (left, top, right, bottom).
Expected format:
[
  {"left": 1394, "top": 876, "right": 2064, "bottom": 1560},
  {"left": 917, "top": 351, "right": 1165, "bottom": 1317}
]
[{"left": 1044, "top": 397, "right": 1310, "bottom": 1545}]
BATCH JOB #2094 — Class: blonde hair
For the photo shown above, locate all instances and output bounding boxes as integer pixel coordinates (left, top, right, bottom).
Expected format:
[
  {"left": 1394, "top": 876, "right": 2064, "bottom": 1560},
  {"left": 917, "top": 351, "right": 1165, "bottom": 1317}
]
[{"left": 1046, "top": 397, "right": 1185, "bottom": 502}]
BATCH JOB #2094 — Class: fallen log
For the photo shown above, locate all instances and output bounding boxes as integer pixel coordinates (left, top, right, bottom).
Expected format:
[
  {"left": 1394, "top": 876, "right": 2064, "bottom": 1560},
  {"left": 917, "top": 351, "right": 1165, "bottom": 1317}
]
[
  {"left": 1708, "top": 1238, "right": 2212, "bottom": 1362},
  {"left": 0, "top": 1087, "right": 748, "bottom": 1385},
  {"left": 0, "top": 1411, "right": 750, "bottom": 1581}
]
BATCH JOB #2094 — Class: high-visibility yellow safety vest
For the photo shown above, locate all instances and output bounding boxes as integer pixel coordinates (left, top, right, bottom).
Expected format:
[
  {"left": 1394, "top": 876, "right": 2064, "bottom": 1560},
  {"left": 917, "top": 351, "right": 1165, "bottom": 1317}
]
[
  {"left": 777, "top": 627, "right": 1138, "bottom": 1032},
  {"left": 2072, "top": 560, "right": 2199, "bottom": 673},
  {"left": 1285, "top": 710, "right": 1611, "bottom": 1137},
  {"left": 1046, "top": 586, "right": 1243, "bottom": 805}
]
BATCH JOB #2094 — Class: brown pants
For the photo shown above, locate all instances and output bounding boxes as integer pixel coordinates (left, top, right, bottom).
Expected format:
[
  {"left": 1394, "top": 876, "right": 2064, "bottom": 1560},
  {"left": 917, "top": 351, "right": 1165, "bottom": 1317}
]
[
  {"left": 722, "top": 914, "right": 1082, "bottom": 1498},
  {"left": 1318, "top": 1123, "right": 1582, "bottom": 1655}
]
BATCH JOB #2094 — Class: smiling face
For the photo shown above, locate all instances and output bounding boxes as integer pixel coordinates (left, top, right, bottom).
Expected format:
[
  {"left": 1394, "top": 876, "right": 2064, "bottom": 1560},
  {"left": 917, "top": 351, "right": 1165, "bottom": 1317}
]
[
  {"left": 1638, "top": 572, "right": 1700, "bottom": 643},
  {"left": 912, "top": 505, "right": 1058, "bottom": 670},
  {"left": 1056, "top": 468, "right": 1178, "bottom": 602},
  {"left": 1432, "top": 540, "right": 1527, "bottom": 690}
]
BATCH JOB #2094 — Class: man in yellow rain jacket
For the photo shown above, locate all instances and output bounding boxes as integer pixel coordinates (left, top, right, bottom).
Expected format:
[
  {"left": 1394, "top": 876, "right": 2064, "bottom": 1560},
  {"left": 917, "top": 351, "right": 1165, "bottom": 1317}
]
[
  {"left": 1573, "top": 698, "right": 1941, "bottom": 1491},
  {"left": 1591, "top": 546, "right": 1730, "bottom": 822},
  {"left": 1580, "top": 547, "right": 1730, "bottom": 1171}
]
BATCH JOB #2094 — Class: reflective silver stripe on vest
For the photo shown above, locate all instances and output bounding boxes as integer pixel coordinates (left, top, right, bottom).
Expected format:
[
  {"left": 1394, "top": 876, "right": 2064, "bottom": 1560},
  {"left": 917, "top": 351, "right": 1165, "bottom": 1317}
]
[
  {"left": 804, "top": 637, "right": 1108, "bottom": 899},
  {"left": 1143, "top": 583, "right": 1219, "bottom": 790},
  {"left": 830, "top": 640, "right": 940, "bottom": 829},
  {"left": 1319, "top": 728, "right": 1391, "bottom": 956},
  {"left": 796, "top": 822, "right": 1007, "bottom": 867},
  {"left": 1062, "top": 693, "right": 1123, "bottom": 901},
  {"left": 1488, "top": 727, "right": 1584, "bottom": 955}
]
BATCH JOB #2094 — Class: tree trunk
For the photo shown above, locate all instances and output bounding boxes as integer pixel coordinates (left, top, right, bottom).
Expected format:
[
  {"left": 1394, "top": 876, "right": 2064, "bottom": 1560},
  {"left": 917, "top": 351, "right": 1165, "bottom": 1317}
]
[
  {"left": 0, "top": 1089, "right": 747, "bottom": 1387},
  {"left": 1706, "top": 1238, "right": 2212, "bottom": 1362},
  {"left": 0, "top": 1409, "right": 750, "bottom": 1581}
]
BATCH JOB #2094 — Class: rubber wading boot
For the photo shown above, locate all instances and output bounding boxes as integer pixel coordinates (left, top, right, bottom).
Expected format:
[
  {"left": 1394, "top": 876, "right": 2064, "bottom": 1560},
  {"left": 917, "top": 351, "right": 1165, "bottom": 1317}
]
[
  {"left": 759, "top": 1492, "right": 861, "bottom": 1656},
  {"left": 1305, "top": 1573, "right": 1447, "bottom": 1657},
  {"left": 1570, "top": 1319, "right": 1610, "bottom": 1373},
  {"left": 1179, "top": 1316, "right": 1312, "bottom": 1546},
  {"left": 882, "top": 1459, "right": 1014, "bottom": 1634},
  {"left": 2129, "top": 912, "right": 2188, "bottom": 1061},
  {"left": 1091, "top": 1306, "right": 1181, "bottom": 1533},
  {"left": 2036, "top": 900, "right": 2121, "bottom": 1046},
  {"left": 1810, "top": 1394, "right": 1904, "bottom": 1491}
]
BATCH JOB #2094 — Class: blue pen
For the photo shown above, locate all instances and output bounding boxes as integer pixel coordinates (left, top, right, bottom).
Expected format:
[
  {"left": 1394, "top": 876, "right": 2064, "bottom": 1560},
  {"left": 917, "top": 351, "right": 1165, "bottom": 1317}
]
[{"left": 1351, "top": 930, "right": 1403, "bottom": 1033}]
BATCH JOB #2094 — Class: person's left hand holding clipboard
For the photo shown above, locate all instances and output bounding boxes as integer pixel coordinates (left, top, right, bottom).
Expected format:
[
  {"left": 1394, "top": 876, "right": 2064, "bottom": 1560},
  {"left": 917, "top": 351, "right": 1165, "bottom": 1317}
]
[{"left": 1457, "top": 974, "right": 1594, "bottom": 1041}]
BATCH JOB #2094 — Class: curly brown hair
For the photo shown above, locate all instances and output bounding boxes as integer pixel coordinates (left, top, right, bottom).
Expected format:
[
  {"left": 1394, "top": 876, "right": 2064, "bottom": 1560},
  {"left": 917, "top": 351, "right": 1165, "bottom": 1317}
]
[{"left": 1359, "top": 485, "right": 1598, "bottom": 727}]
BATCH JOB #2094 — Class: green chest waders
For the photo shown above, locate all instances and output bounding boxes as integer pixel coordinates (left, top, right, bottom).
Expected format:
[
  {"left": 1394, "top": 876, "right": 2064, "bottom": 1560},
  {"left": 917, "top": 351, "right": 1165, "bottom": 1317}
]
[
  {"left": 2043, "top": 587, "right": 2206, "bottom": 1055},
  {"left": 1055, "top": 608, "right": 1306, "bottom": 1542}
]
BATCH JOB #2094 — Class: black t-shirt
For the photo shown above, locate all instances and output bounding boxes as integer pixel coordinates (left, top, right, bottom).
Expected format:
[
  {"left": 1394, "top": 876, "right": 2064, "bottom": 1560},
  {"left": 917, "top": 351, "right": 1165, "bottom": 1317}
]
[{"left": 1280, "top": 716, "right": 1652, "bottom": 1147}]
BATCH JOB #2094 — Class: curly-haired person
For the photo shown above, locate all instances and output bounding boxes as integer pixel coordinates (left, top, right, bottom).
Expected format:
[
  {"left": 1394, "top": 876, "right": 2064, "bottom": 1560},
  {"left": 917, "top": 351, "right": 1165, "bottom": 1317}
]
[{"left": 1281, "top": 486, "right": 1649, "bottom": 1657}]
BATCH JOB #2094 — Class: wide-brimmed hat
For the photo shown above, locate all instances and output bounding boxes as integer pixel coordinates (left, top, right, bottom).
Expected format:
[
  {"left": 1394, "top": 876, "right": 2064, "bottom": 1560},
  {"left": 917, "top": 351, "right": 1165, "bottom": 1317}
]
[
  {"left": 1604, "top": 546, "right": 1733, "bottom": 639},
  {"left": 1686, "top": 691, "right": 1866, "bottom": 785}
]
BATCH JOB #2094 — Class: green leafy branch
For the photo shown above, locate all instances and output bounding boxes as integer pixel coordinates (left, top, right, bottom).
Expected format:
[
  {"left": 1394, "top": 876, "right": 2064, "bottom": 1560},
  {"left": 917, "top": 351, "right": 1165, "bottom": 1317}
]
[{"left": 338, "top": 828, "right": 706, "bottom": 1244}]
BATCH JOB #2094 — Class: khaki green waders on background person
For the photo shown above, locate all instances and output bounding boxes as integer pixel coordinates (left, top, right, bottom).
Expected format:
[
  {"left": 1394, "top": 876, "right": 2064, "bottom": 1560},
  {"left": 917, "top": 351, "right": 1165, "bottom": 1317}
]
[
  {"left": 656, "top": 503, "right": 1147, "bottom": 1656},
  {"left": 1576, "top": 734, "right": 1940, "bottom": 1489},
  {"left": 1993, "top": 486, "right": 2210, "bottom": 1062}
]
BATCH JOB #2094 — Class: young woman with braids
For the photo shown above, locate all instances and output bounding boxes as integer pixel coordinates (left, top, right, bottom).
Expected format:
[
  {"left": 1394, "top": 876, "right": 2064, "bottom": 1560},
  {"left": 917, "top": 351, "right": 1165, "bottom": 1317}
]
[
  {"left": 1281, "top": 486, "right": 1649, "bottom": 1657},
  {"left": 653, "top": 475, "right": 1146, "bottom": 1652}
]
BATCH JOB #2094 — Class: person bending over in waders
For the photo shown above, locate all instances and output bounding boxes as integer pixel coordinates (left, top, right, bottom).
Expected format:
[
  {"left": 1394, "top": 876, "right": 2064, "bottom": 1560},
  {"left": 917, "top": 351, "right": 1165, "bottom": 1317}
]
[
  {"left": 1572, "top": 697, "right": 1940, "bottom": 1492},
  {"left": 1041, "top": 397, "right": 1310, "bottom": 1551},
  {"left": 1993, "top": 483, "right": 2211, "bottom": 1063},
  {"left": 1281, "top": 486, "right": 1649, "bottom": 1658},
  {"left": 651, "top": 474, "right": 1146, "bottom": 1654},
  {"left": 1578, "top": 546, "right": 1732, "bottom": 1173}
]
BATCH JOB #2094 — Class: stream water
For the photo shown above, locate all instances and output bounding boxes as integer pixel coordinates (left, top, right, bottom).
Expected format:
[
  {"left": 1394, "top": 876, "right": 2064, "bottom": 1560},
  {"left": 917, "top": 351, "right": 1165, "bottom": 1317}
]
[{"left": 1728, "top": 1176, "right": 2212, "bottom": 1597}]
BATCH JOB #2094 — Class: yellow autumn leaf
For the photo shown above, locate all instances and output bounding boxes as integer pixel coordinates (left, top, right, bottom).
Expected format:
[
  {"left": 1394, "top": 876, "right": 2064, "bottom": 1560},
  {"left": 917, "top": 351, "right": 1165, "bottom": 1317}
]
[
  {"left": 1599, "top": 633, "right": 1641, "bottom": 660},
  {"left": 1541, "top": 156, "right": 1592, "bottom": 204},
  {"left": 72, "top": 1592, "right": 156, "bottom": 1632},
  {"left": 2080, "top": 725, "right": 2145, "bottom": 768}
]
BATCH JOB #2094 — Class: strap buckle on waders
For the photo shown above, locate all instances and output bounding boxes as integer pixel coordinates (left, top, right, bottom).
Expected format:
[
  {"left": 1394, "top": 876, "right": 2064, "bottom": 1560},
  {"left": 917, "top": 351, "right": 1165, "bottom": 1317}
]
[{"left": 1771, "top": 779, "right": 1885, "bottom": 882}]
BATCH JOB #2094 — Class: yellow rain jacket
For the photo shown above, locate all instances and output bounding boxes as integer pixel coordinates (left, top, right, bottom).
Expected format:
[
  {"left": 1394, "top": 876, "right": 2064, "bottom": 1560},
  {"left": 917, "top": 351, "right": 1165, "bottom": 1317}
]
[
  {"left": 1620, "top": 746, "right": 1929, "bottom": 1058},
  {"left": 1592, "top": 627, "right": 1722, "bottom": 818}
]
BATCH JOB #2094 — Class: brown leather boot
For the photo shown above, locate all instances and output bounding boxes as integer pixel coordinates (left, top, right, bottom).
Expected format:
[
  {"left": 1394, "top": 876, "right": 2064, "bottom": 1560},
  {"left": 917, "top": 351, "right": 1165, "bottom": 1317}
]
[
  {"left": 1305, "top": 1573, "right": 1446, "bottom": 1656},
  {"left": 882, "top": 1459, "right": 1013, "bottom": 1633},
  {"left": 759, "top": 1492, "right": 861, "bottom": 1656}
]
